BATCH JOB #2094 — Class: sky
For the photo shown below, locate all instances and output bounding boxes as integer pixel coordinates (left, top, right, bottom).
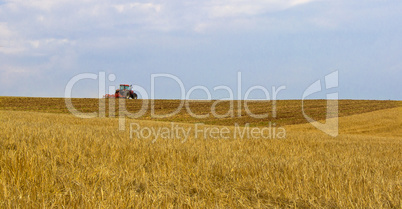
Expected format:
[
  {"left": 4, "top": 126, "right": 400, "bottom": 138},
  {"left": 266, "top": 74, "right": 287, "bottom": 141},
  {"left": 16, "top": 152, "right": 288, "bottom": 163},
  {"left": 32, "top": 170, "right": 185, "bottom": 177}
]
[{"left": 0, "top": 0, "right": 401, "bottom": 100}]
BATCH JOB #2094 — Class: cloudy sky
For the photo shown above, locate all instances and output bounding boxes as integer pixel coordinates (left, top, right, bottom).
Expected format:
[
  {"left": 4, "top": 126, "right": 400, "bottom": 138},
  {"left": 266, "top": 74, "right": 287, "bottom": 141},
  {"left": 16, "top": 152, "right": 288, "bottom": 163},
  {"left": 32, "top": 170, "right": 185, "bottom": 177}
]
[{"left": 0, "top": 0, "right": 401, "bottom": 99}]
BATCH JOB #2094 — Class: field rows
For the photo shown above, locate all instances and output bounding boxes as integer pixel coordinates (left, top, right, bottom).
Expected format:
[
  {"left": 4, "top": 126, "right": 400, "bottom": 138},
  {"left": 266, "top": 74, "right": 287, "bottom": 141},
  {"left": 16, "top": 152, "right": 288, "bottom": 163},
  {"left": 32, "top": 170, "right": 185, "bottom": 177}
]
[{"left": 0, "top": 97, "right": 400, "bottom": 126}]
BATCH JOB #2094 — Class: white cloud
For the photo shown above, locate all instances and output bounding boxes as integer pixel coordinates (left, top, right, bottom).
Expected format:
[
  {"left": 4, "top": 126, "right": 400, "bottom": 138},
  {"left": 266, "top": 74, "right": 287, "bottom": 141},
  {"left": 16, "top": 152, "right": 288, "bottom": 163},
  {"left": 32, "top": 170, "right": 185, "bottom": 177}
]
[
  {"left": 0, "top": 22, "right": 26, "bottom": 54},
  {"left": 6, "top": 0, "right": 72, "bottom": 11},
  {"left": 290, "top": 0, "right": 316, "bottom": 7},
  {"left": 0, "top": 64, "right": 37, "bottom": 86},
  {"left": 184, "top": 0, "right": 320, "bottom": 33},
  {"left": 113, "top": 3, "right": 162, "bottom": 13},
  {"left": 27, "top": 38, "right": 75, "bottom": 50},
  {"left": 205, "top": 0, "right": 317, "bottom": 18},
  {"left": 0, "top": 22, "right": 13, "bottom": 38},
  {"left": 0, "top": 45, "right": 78, "bottom": 86},
  {"left": 1, "top": 0, "right": 321, "bottom": 42}
]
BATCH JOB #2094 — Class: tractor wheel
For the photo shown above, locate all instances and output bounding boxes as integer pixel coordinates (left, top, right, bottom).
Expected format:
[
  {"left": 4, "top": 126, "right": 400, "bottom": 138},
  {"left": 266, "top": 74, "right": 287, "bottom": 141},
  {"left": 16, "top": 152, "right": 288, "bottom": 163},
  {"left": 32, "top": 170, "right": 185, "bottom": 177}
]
[
  {"left": 126, "top": 94, "right": 130, "bottom": 99},
  {"left": 133, "top": 93, "right": 138, "bottom": 99}
]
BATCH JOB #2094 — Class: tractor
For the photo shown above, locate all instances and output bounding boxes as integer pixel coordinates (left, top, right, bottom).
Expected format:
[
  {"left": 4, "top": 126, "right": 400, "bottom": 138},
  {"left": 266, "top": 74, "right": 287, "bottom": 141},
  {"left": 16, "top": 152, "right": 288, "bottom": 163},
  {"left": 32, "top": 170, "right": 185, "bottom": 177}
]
[{"left": 104, "top": 84, "right": 138, "bottom": 99}]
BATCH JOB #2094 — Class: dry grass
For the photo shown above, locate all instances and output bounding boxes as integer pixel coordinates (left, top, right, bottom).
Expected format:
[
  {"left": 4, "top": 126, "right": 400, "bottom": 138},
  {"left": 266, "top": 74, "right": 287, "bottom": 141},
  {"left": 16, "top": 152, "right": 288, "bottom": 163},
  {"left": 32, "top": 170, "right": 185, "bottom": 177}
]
[{"left": 0, "top": 102, "right": 401, "bottom": 208}]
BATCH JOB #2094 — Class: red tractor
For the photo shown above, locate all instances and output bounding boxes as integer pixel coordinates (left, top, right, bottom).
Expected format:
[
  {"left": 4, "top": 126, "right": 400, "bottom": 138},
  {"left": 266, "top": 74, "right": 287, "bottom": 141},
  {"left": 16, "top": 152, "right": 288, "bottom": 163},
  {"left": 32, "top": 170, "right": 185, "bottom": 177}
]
[{"left": 104, "top": 84, "right": 138, "bottom": 99}]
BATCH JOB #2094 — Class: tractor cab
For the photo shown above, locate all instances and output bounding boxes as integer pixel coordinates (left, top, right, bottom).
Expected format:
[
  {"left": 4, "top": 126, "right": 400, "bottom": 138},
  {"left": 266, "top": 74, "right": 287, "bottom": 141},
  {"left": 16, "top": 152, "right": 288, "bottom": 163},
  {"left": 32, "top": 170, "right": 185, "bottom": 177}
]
[{"left": 120, "top": 84, "right": 131, "bottom": 91}]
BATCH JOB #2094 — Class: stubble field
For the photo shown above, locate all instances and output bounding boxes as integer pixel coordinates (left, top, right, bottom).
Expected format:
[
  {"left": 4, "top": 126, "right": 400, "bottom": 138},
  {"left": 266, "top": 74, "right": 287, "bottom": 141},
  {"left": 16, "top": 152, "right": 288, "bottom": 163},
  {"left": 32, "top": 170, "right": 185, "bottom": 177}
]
[{"left": 0, "top": 97, "right": 401, "bottom": 208}]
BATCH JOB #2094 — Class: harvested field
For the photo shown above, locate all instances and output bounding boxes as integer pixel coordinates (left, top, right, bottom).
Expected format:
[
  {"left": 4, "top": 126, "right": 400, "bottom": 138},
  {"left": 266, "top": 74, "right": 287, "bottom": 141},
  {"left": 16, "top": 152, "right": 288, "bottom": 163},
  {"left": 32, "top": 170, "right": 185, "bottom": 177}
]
[
  {"left": 0, "top": 97, "right": 401, "bottom": 208},
  {"left": 0, "top": 97, "right": 399, "bottom": 126}
]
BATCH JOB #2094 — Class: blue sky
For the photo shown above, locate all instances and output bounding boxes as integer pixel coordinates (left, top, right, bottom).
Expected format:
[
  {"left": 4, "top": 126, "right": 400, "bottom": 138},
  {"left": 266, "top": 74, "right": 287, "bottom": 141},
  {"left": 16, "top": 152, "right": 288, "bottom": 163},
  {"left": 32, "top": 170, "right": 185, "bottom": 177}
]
[{"left": 0, "top": 0, "right": 401, "bottom": 100}]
